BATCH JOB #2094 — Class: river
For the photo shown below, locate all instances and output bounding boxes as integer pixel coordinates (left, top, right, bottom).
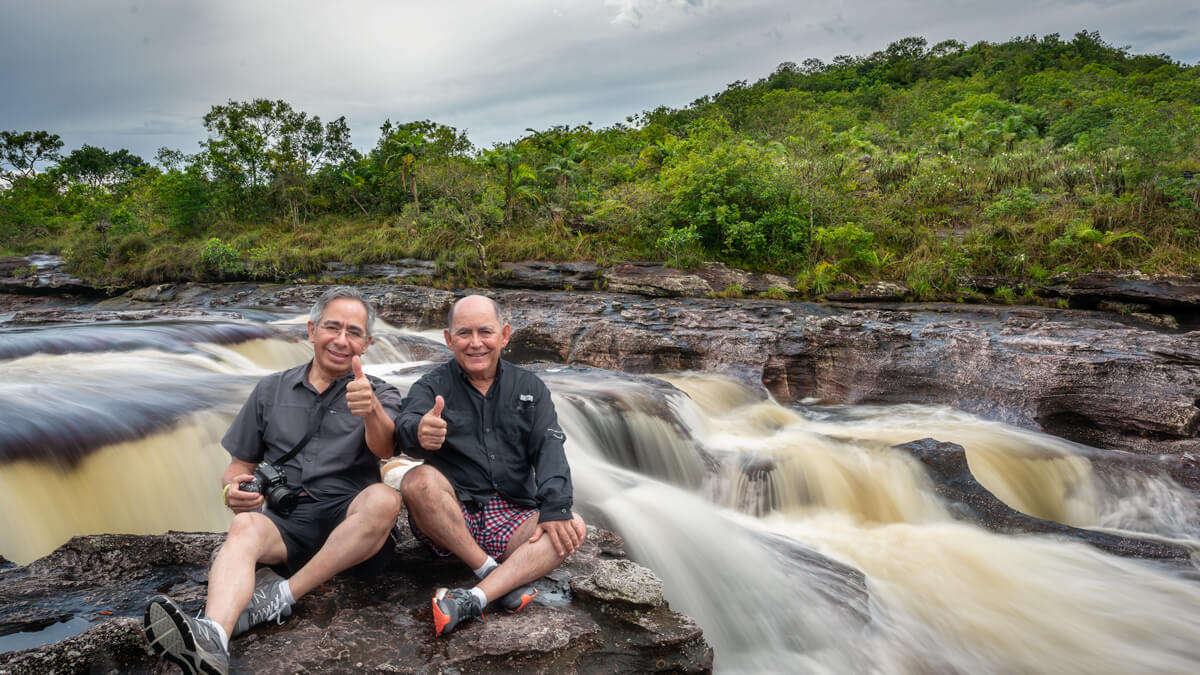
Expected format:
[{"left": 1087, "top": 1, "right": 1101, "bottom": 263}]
[{"left": 1, "top": 308, "right": 1198, "bottom": 673}]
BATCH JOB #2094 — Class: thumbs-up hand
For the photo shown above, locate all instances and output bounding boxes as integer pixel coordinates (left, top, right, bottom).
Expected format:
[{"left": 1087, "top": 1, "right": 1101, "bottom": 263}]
[
  {"left": 418, "top": 394, "right": 447, "bottom": 450},
  {"left": 346, "top": 355, "right": 377, "bottom": 418}
]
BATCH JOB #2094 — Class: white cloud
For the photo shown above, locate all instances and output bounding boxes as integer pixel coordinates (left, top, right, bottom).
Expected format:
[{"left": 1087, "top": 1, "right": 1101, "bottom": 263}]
[{"left": 604, "top": 0, "right": 712, "bottom": 28}]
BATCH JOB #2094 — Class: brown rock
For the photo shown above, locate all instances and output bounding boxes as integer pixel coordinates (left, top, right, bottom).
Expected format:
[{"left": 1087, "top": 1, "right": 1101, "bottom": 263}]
[
  {"left": 0, "top": 525, "right": 714, "bottom": 674},
  {"left": 1042, "top": 271, "right": 1200, "bottom": 318},
  {"left": 895, "top": 438, "right": 1197, "bottom": 562},
  {"left": 605, "top": 262, "right": 713, "bottom": 297}
]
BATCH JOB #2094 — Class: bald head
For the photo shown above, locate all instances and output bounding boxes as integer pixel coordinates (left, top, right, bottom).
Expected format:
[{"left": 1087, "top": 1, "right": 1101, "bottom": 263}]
[
  {"left": 444, "top": 294, "right": 510, "bottom": 385},
  {"left": 447, "top": 295, "right": 504, "bottom": 331}
]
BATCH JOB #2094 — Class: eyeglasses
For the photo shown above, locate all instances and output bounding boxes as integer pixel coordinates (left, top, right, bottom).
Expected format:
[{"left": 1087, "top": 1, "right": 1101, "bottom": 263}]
[{"left": 318, "top": 321, "right": 368, "bottom": 342}]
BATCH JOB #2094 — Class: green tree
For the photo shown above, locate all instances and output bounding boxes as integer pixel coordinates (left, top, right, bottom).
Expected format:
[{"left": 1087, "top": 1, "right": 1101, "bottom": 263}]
[
  {"left": 478, "top": 143, "right": 535, "bottom": 226},
  {"left": 0, "top": 130, "right": 63, "bottom": 185},
  {"left": 541, "top": 140, "right": 593, "bottom": 210},
  {"left": 201, "top": 99, "right": 353, "bottom": 221},
  {"left": 375, "top": 119, "right": 472, "bottom": 222},
  {"left": 659, "top": 132, "right": 807, "bottom": 265},
  {"left": 56, "top": 145, "right": 148, "bottom": 190}
]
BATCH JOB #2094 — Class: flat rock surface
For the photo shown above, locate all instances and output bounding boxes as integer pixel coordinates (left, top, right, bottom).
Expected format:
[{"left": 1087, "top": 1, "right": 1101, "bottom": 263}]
[{"left": 0, "top": 523, "right": 714, "bottom": 674}]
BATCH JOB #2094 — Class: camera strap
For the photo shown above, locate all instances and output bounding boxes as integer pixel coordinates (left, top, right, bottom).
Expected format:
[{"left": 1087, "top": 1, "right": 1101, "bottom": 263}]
[{"left": 274, "top": 377, "right": 350, "bottom": 467}]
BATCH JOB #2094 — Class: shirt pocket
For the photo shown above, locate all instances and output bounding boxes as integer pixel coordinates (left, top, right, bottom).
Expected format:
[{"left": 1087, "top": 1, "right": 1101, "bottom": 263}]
[
  {"left": 318, "top": 402, "right": 362, "bottom": 440},
  {"left": 501, "top": 402, "right": 536, "bottom": 449},
  {"left": 261, "top": 402, "right": 312, "bottom": 454}
]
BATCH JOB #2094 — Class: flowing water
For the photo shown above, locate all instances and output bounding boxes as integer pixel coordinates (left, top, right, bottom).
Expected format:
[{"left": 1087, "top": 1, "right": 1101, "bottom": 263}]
[{"left": 1, "top": 311, "right": 1198, "bottom": 673}]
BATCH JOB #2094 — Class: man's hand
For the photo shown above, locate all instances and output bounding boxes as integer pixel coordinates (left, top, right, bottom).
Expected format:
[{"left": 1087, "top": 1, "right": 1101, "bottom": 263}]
[
  {"left": 225, "top": 475, "right": 265, "bottom": 513},
  {"left": 529, "top": 516, "right": 586, "bottom": 557},
  {"left": 346, "top": 356, "right": 378, "bottom": 418},
  {"left": 417, "top": 395, "right": 447, "bottom": 450}
]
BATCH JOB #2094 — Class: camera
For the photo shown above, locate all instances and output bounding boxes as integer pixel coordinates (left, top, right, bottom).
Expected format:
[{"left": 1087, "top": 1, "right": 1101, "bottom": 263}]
[{"left": 239, "top": 462, "right": 300, "bottom": 515}]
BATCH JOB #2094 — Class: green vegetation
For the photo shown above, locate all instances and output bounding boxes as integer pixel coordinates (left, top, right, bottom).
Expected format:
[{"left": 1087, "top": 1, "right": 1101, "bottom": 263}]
[{"left": 2, "top": 31, "right": 1198, "bottom": 298}]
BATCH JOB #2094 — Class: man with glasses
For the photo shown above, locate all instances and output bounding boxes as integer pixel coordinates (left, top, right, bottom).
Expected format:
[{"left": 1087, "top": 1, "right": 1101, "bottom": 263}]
[{"left": 143, "top": 287, "right": 403, "bottom": 675}]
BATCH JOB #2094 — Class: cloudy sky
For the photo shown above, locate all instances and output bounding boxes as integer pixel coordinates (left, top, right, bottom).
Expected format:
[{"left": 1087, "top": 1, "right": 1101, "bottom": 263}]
[{"left": 3, "top": 0, "right": 1197, "bottom": 162}]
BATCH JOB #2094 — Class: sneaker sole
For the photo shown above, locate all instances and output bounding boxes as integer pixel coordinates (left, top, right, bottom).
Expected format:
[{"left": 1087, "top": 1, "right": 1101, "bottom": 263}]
[
  {"left": 432, "top": 588, "right": 453, "bottom": 636},
  {"left": 500, "top": 587, "right": 537, "bottom": 613},
  {"left": 143, "top": 596, "right": 224, "bottom": 675}
]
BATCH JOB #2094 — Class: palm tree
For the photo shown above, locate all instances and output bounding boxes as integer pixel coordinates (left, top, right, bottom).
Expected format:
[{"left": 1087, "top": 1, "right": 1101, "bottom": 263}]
[
  {"left": 478, "top": 143, "right": 533, "bottom": 226},
  {"left": 998, "top": 114, "right": 1037, "bottom": 151},
  {"left": 541, "top": 141, "right": 593, "bottom": 209},
  {"left": 943, "top": 114, "right": 976, "bottom": 155},
  {"left": 381, "top": 132, "right": 427, "bottom": 222}
]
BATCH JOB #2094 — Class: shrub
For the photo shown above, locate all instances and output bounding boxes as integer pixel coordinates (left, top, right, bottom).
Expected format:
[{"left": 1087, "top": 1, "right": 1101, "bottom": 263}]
[
  {"left": 657, "top": 223, "right": 703, "bottom": 269},
  {"left": 199, "top": 237, "right": 241, "bottom": 275},
  {"left": 984, "top": 187, "right": 1040, "bottom": 219}
]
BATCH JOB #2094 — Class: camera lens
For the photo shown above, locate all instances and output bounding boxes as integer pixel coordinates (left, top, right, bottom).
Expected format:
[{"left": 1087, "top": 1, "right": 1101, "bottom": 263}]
[{"left": 270, "top": 485, "right": 299, "bottom": 515}]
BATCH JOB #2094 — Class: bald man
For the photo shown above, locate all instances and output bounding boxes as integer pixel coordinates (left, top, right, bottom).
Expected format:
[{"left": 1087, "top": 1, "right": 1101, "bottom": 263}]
[{"left": 395, "top": 294, "right": 586, "bottom": 636}]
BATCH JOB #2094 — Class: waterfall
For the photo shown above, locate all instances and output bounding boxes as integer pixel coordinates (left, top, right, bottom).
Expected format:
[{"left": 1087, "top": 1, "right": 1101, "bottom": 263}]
[{"left": 2, "top": 312, "right": 1198, "bottom": 672}]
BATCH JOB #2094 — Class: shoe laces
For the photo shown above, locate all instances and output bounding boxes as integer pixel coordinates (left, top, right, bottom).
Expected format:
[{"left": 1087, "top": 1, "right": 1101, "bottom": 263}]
[
  {"left": 248, "top": 582, "right": 291, "bottom": 626},
  {"left": 191, "top": 614, "right": 229, "bottom": 655},
  {"left": 444, "top": 588, "right": 483, "bottom": 618}
]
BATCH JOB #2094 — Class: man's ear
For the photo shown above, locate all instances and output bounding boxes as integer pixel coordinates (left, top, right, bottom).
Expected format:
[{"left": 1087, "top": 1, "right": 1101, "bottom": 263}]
[
  {"left": 444, "top": 328, "right": 452, "bottom": 348},
  {"left": 307, "top": 321, "right": 317, "bottom": 342}
]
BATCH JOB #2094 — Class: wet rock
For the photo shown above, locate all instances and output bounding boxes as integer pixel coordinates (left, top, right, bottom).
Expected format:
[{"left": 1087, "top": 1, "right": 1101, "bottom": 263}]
[
  {"left": 495, "top": 296, "right": 1200, "bottom": 457},
  {"left": 494, "top": 262, "right": 602, "bottom": 291},
  {"left": 0, "top": 618, "right": 147, "bottom": 675},
  {"left": 601, "top": 262, "right": 798, "bottom": 299},
  {"left": 604, "top": 262, "right": 713, "bottom": 297},
  {"left": 0, "top": 255, "right": 98, "bottom": 295},
  {"left": 318, "top": 259, "right": 437, "bottom": 283},
  {"left": 692, "top": 262, "right": 796, "bottom": 297},
  {"left": 572, "top": 559, "right": 664, "bottom": 607},
  {"left": 7, "top": 307, "right": 243, "bottom": 325},
  {"left": 0, "top": 525, "right": 714, "bottom": 674},
  {"left": 825, "top": 281, "right": 909, "bottom": 302},
  {"left": 128, "top": 283, "right": 178, "bottom": 303},
  {"left": 1042, "top": 271, "right": 1200, "bottom": 320},
  {"left": 895, "top": 438, "right": 1198, "bottom": 563}
]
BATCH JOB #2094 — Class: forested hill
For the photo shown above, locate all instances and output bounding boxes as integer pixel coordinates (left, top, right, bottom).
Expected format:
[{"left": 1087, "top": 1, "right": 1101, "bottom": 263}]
[{"left": 2, "top": 31, "right": 1198, "bottom": 300}]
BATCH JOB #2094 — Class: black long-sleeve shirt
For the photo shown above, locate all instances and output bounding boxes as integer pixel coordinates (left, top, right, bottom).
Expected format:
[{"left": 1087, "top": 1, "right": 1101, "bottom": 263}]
[{"left": 394, "top": 359, "right": 573, "bottom": 522}]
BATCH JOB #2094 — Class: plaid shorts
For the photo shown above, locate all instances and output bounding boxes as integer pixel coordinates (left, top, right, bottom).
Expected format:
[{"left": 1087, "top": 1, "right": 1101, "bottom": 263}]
[{"left": 409, "top": 494, "right": 537, "bottom": 559}]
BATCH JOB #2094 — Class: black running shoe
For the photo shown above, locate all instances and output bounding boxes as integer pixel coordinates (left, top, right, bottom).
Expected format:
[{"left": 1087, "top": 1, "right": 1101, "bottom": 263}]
[
  {"left": 143, "top": 595, "right": 229, "bottom": 675},
  {"left": 482, "top": 567, "right": 539, "bottom": 613},
  {"left": 432, "top": 587, "right": 484, "bottom": 636}
]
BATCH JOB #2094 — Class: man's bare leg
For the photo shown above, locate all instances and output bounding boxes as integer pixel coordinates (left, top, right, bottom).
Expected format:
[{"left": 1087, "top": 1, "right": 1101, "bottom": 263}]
[
  {"left": 477, "top": 513, "right": 586, "bottom": 602},
  {"left": 205, "top": 512, "right": 289, "bottom": 637},
  {"left": 287, "top": 483, "right": 402, "bottom": 599},
  {"left": 400, "top": 465, "right": 488, "bottom": 569}
]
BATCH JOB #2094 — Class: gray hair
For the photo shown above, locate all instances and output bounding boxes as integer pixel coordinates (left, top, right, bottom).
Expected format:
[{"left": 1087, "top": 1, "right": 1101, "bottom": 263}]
[
  {"left": 310, "top": 286, "right": 376, "bottom": 335},
  {"left": 447, "top": 295, "right": 504, "bottom": 330}
]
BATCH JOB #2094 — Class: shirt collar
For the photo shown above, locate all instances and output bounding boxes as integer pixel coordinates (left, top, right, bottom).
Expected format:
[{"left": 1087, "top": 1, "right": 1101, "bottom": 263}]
[
  {"left": 287, "top": 360, "right": 353, "bottom": 393},
  {"left": 449, "top": 358, "right": 505, "bottom": 386}
]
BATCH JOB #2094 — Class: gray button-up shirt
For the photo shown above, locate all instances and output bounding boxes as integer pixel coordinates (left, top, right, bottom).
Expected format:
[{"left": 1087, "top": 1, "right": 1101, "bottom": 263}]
[{"left": 223, "top": 361, "right": 404, "bottom": 499}]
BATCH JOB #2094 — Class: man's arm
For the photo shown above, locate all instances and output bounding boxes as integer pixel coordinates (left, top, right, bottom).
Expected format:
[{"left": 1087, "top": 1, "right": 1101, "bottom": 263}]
[
  {"left": 527, "top": 380, "right": 573, "bottom": 523},
  {"left": 220, "top": 375, "right": 272, "bottom": 512},
  {"left": 347, "top": 356, "right": 398, "bottom": 460},
  {"left": 394, "top": 376, "right": 440, "bottom": 459}
]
